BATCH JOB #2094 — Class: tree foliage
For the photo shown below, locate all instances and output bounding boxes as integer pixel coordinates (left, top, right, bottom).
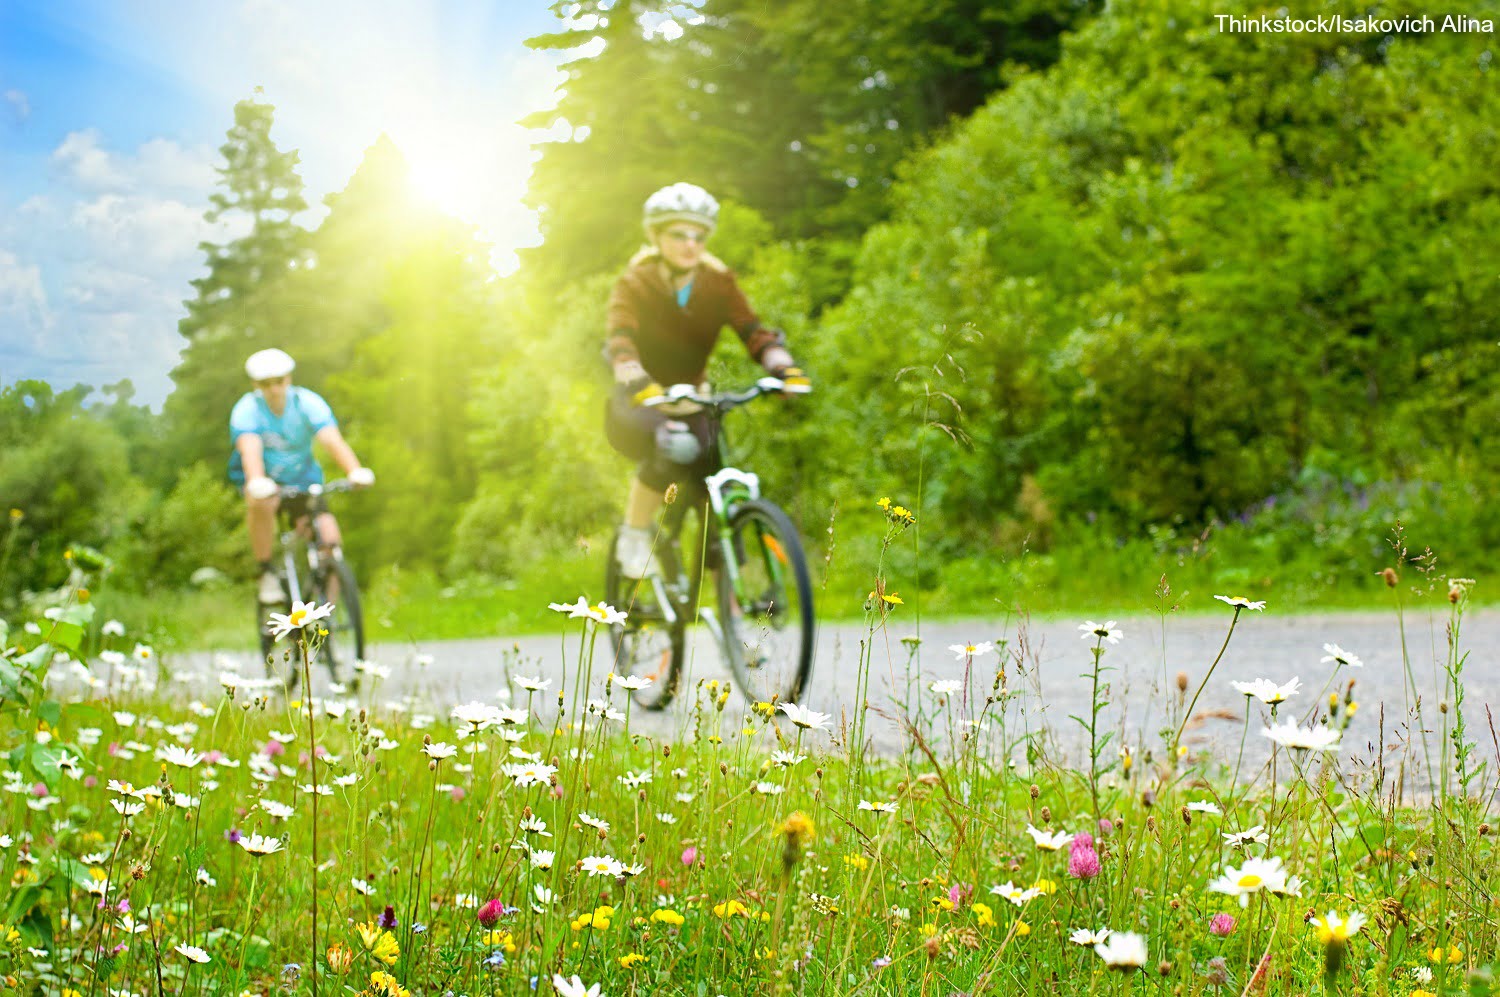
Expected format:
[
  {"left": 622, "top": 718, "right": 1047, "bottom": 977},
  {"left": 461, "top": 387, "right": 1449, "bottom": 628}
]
[
  {"left": 15, "top": 0, "right": 1500, "bottom": 599},
  {"left": 521, "top": 0, "right": 1097, "bottom": 285}
]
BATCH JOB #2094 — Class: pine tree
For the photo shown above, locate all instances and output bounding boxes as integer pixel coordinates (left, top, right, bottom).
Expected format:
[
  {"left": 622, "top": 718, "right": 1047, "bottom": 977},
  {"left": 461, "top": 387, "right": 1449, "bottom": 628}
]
[{"left": 164, "top": 92, "right": 309, "bottom": 467}]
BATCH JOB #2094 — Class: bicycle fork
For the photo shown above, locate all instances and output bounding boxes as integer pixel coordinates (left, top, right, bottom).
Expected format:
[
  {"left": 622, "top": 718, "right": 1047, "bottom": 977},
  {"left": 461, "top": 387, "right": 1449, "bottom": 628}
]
[{"left": 279, "top": 531, "right": 303, "bottom": 606}]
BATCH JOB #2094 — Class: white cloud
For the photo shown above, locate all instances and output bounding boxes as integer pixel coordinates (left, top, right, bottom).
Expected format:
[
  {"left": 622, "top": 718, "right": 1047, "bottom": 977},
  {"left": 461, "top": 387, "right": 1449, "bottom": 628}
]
[
  {"left": 136, "top": 139, "right": 220, "bottom": 195},
  {"left": 52, "top": 130, "right": 129, "bottom": 190},
  {"left": 71, "top": 194, "right": 217, "bottom": 271},
  {"left": 0, "top": 250, "right": 53, "bottom": 338},
  {"left": 3, "top": 89, "right": 28, "bottom": 123},
  {"left": 50, "top": 129, "right": 218, "bottom": 198},
  {"left": 7, "top": 133, "right": 230, "bottom": 401}
]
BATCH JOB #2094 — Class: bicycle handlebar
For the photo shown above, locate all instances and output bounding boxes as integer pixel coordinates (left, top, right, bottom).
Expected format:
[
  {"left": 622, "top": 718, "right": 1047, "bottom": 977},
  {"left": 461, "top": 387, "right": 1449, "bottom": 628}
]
[
  {"left": 642, "top": 376, "right": 811, "bottom": 413},
  {"left": 276, "top": 479, "right": 361, "bottom": 500}
]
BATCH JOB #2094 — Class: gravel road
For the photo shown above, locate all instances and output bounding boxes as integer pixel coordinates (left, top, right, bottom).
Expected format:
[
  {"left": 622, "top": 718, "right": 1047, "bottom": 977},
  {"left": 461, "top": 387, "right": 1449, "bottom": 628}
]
[{"left": 208, "top": 606, "right": 1499, "bottom": 796}]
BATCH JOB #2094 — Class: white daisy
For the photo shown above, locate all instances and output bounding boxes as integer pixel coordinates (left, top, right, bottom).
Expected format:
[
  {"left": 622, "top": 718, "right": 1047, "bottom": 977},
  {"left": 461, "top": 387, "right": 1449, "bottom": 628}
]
[
  {"left": 778, "top": 702, "right": 831, "bottom": 731},
  {"left": 1320, "top": 644, "right": 1362, "bottom": 668},
  {"left": 1078, "top": 620, "right": 1123, "bottom": 644}
]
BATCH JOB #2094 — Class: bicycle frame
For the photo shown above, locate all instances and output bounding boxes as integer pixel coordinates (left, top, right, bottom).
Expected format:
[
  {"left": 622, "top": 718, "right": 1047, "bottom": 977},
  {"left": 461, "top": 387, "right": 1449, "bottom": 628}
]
[
  {"left": 274, "top": 486, "right": 341, "bottom": 605},
  {"left": 646, "top": 449, "right": 797, "bottom": 646},
  {"left": 611, "top": 376, "right": 814, "bottom": 707}
]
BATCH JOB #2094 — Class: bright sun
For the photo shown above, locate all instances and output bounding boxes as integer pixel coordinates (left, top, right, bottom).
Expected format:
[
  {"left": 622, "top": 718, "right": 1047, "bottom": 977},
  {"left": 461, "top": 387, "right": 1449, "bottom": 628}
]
[{"left": 396, "top": 122, "right": 525, "bottom": 253}]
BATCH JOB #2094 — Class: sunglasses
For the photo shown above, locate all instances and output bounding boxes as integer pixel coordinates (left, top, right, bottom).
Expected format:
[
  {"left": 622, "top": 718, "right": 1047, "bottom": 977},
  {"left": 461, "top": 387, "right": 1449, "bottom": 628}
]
[{"left": 662, "top": 228, "right": 708, "bottom": 244}]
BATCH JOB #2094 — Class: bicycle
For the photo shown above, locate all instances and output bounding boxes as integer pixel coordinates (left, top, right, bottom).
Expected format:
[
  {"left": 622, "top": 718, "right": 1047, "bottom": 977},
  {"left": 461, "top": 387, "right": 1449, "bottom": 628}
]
[
  {"left": 256, "top": 479, "right": 366, "bottom": 691},
  {"left": 604, "top": 376, "right": 816, "bottom": 711}
]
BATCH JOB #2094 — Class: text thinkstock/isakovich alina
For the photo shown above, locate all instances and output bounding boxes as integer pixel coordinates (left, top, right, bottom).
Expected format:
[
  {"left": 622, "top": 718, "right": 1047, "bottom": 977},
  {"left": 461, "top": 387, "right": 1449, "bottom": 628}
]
[{"left": 1215, "top": 14, "right": 1494, "bottom": 33}]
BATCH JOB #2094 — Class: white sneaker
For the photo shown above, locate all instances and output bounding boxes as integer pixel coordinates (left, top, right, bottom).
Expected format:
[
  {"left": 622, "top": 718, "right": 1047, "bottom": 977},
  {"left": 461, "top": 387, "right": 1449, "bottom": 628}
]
[
  {"left": 615, "top": 525, "right": 658, "bottom": 579},
  {"left": 257, "top": 571, "right": 284, "bottom": 604}
]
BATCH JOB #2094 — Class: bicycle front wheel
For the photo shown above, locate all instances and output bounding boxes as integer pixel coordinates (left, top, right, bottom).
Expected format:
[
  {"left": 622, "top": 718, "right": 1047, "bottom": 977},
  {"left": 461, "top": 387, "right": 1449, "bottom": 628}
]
[
  {"left": 257, "top": 588, "right": 300, "bottom": 692},
  {"left": 604, "top": 528, "right": 683, "bottom": 711},
  {"left": 715, "top": 498, "right": 814, "bottom": 706},
  {"left": 315, "top": 555, "right": 365, "bottom": 688}
]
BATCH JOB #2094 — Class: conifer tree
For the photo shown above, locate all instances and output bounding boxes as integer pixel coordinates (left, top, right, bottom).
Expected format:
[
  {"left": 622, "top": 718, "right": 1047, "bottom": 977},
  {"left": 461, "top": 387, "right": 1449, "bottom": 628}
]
[{"left": 165, "top": 92, "right": 309, "bottom": 466}]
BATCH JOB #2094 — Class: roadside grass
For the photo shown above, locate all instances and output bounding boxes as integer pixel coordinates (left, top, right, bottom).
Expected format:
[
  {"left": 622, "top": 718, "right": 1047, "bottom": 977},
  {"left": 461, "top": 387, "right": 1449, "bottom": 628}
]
[
  {"left": 0, "top": 566, "right": 1492, "bottom": 996},
  {"left": 93, "top": 521, "right": 1483, "bottom": 654}
]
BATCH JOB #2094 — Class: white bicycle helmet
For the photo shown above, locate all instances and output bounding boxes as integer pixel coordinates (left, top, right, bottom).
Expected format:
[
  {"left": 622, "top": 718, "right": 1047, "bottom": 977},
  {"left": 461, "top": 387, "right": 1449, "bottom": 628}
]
[
  {"left": 643, "top": 182, "right": 719, "bottom": 237},
  {"left": 245, "top": 348, "right": 296, "bottom": 381}
]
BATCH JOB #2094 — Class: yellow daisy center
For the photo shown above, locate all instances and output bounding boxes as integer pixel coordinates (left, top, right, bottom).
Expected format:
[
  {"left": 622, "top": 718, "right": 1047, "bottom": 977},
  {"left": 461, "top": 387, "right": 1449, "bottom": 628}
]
[{"left": 1237, "top": 874, "right": 1262, "bottom": 889}]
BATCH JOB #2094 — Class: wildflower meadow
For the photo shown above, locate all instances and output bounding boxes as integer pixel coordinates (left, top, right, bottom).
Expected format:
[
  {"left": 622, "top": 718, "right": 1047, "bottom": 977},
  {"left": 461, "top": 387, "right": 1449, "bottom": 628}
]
[{"left": 0, "top": 508, "right": 1495, "bottom": 997}]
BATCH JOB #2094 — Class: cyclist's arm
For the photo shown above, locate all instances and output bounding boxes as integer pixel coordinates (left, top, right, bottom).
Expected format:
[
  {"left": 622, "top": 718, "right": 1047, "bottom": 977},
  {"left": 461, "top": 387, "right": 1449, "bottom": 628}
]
[
  {"left": 235, "top": 433, "right": 269, "bottom": 482},
  {"left": 722, "top": 270, "right": 793, "bottom": 371},
  {"left": 604, "top": 270, "right": 644, "bottom": 374},
  {"left": 313, "top": 425, "right": 363, "bottom": 477}
]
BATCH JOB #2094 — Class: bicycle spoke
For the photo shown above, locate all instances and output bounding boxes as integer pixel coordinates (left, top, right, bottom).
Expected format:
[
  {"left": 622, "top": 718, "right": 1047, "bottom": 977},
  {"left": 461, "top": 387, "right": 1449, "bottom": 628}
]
[{"left": 718, "top": 500, "right": 813, "bottom": 706}]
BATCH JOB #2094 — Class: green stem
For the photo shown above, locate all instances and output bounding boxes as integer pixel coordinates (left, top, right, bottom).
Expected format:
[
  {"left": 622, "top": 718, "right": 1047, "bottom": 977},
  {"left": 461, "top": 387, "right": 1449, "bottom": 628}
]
[{"left": 1173, "top": 608, "right": 1243, "bottom": 755}]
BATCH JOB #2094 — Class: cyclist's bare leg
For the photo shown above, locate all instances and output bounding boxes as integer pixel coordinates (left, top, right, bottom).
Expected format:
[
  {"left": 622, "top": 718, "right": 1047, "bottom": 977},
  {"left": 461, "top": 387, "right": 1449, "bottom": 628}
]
[
  {"left": 245, "top": 490, "right": 278, "bottom": 562},
  {"left": 312, "top": 511, "right": 344, "bottom": 600},
  {"left": 312, "top": 510, "right": 342, "bottom": 548},
  {"left": 624, "top": 476, "right": 664, "bottom": 529}
]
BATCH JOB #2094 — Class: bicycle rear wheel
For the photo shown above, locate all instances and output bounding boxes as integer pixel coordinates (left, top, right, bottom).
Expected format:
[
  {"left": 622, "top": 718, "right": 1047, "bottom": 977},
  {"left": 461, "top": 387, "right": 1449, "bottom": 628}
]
[
  {"left": 604, "top": 528, "right": 683, "bottom": 710},
  {"left": 716, "top": 498, "right": 815, "bottom": 706},
  {"left": 315, "top": 555, "right": 364, "bottom": 689}
]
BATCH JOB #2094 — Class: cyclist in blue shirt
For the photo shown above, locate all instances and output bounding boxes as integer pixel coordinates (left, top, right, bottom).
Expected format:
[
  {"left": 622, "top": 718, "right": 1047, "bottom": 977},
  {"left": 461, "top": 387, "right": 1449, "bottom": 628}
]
[{"left": 229, "top": 348, "right": 374, "bottom": 603}]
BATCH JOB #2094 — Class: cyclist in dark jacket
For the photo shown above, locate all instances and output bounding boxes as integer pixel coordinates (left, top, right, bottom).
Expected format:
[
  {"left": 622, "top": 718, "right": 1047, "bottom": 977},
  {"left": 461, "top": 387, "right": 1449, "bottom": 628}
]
[{"left": 604, "top": 183, "right": 806, "bottom": 577}]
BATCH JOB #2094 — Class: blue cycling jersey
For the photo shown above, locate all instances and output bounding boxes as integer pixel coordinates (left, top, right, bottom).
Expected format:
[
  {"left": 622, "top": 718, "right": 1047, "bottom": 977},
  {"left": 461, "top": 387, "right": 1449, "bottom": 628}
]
[{"left": 227, "top": 386, "right": 337, "bottom": 486}]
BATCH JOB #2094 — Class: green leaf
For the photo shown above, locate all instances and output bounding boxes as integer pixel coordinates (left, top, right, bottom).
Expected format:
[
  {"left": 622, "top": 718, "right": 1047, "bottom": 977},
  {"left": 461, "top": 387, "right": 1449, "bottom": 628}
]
[
  {"left": 42, "top": 620, "right": 83, "bottom": 653},
  {"left": 29, "top": 742, "right": 67, "bottom": 781},
  {"left": 53, "top": 856, "right": 98, "bottom": 893},
  {"left": 54, "top": 603, "right": 95, "bottom": 627},
  {"left": 3, "top": 883, "right": 44, "bottom": 925},
  {"left": 0, "top": 658, "right": 22, "bottom": 699},
  {"left": 1357, "top": 823, "right": 1388, "bottom": 849},
  {"left": 21, "top": 901, "right": 54, "bottom": 953},
  {"left": 15, "top": 644, "right": 50, "bottom": 669},
  {"left": 37, "top": 700, "right": 62, "bottom": 727},
  {"left": 66, "top": 545, "right": 111, "bottom": 571}
]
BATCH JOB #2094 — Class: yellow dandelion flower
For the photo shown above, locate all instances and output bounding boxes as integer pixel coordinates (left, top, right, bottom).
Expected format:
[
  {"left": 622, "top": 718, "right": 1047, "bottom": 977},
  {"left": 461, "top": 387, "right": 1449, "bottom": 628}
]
[
  {"left": 650, "top": 908, "right": 685, "bottom": 927},
  {"left": 1015, "top": 920, "right": 1032, "bottom": 937},
  {"left": 619, "top": 952, "right": 647, "bottom": 969},
  {"left": 973, "top": 902, "right": 996, "bottom": 928},
  {"left": 779, "top": 812, "right": 815, "bottom": 841}
]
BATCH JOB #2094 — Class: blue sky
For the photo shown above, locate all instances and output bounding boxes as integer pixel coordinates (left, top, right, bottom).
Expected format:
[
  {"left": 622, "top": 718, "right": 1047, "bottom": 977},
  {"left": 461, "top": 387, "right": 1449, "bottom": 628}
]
[{"left": 0, "top": 0, "right": 569, "bottom": 405}]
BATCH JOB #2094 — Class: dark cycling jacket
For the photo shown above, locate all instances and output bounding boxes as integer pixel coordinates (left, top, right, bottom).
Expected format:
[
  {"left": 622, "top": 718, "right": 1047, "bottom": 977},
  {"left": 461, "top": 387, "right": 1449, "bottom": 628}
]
[{"left": 604, "top": 253, "right": 782, "bottom": 386}]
